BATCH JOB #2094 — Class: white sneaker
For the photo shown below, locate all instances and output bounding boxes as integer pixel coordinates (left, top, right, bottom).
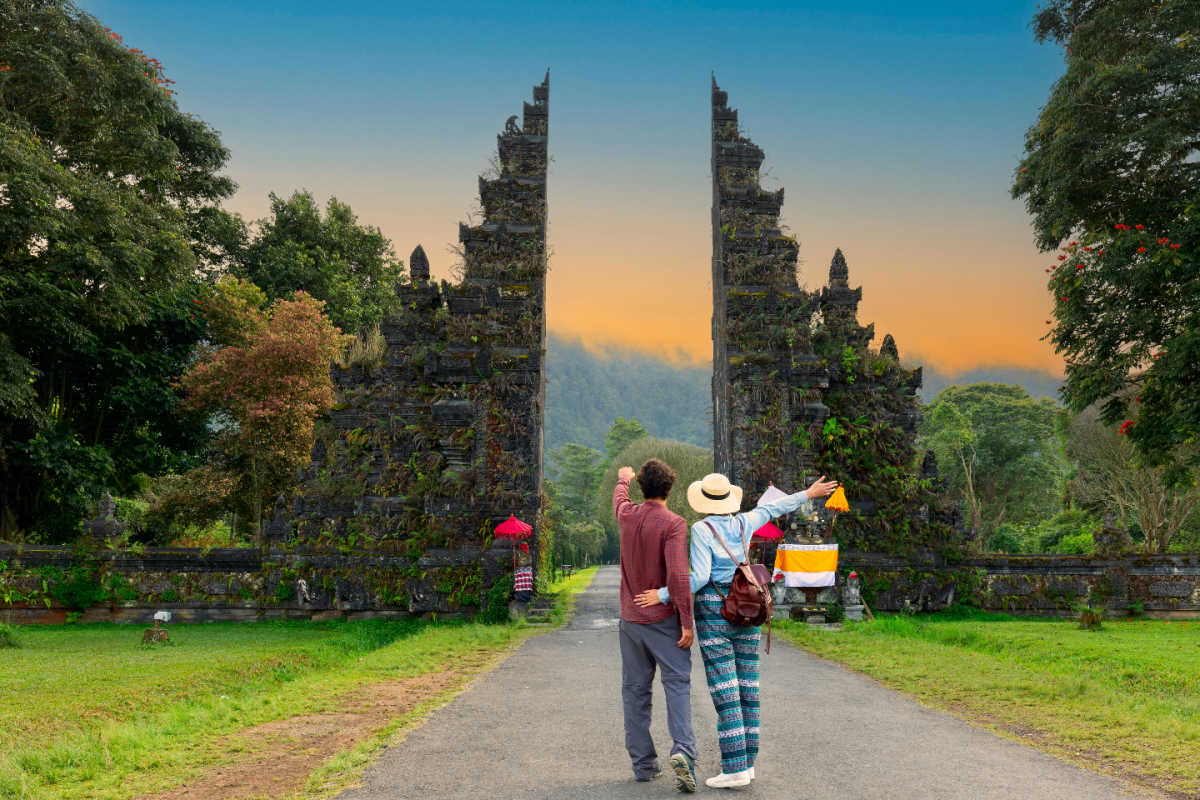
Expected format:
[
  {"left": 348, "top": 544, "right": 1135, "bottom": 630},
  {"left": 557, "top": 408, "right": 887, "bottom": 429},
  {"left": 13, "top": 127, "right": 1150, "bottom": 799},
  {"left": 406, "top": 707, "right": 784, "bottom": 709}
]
[
  {"left": 748, "top": 766, "right": 756, "bottom": 780},
  {"left": 705, "top": 770, "right": 752, "bottom": 789}
]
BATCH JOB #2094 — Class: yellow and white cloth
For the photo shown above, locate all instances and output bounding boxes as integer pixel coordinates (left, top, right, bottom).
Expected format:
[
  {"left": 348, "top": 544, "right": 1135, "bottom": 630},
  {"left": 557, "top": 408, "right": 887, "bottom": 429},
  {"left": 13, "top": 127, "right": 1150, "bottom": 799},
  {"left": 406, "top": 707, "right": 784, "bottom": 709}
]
[{"left": 772, "top": 543, "right": 838, "bottom": 588}]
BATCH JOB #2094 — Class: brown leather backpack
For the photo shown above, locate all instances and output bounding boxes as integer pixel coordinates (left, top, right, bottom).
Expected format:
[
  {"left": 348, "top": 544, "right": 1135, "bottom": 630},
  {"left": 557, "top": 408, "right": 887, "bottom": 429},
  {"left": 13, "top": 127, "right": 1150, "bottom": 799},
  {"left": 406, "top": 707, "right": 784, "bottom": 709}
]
[{"left": 704, "top": 519, "right": 776, "bottom": 653}]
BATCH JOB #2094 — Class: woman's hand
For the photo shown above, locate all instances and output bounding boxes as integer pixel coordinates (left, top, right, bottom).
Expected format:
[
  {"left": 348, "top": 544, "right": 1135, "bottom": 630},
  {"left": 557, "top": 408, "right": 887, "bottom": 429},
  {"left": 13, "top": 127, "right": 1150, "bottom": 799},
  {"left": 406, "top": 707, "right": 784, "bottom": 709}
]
[
  {"left": 805, "top": 475, "right": 839, "bottom": 499},
  {"left": 634, "top": 589, "right": 663, "bottom": 608}
]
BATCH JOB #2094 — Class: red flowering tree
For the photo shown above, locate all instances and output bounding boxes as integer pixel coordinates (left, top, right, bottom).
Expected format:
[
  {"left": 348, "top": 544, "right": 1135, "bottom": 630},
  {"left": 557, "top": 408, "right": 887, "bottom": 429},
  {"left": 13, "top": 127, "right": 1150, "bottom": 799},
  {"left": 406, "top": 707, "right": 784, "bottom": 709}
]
[
  {"left": 1014, "top": 0, "right": 1200, "bottom": 484},
  {"left": 1047, "top": 216, "right": 1199, "bottom": 484},
  {"left": 180, "top": 283, "right": 347, "bottom": 535}
]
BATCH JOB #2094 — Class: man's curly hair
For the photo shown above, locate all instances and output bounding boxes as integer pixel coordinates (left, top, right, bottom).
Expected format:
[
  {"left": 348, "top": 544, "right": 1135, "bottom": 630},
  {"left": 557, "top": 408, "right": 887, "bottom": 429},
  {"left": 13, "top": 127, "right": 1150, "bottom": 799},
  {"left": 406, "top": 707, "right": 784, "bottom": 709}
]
[{"left": 637, "top": 458, "right": 677, "bottom": 500}]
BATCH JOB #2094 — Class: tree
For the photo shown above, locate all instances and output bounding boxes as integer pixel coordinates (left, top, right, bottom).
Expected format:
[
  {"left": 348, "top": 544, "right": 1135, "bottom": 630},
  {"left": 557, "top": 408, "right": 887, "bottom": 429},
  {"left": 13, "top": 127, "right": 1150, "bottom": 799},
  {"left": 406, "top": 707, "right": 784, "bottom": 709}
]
[
  {"left": 595, "top": 437, "right": 714, "bottom": 561},
  {"left": 604, "top": 417, "right": 649, "bottom": 461},
  {"left": 918, "top": 384, "right": 1064, "bottom": 539},
  {"left": 1067, "top": 404, "right": 1200, "bottom": 552},
  {"left": 0, "top": 1, "right": 237, "bottom": 539},
  {"left": 180, "top": 282, "right": 346, "bottom": 535},
  {"left": 1013, "top": 0, "right": 1200, "bottom": 483},
  {"left": 235, "top": 191, "right": 405, "bottom": 335},
  {"left": 1013, "top": 0, "right": 1200, "bottom": 249}
]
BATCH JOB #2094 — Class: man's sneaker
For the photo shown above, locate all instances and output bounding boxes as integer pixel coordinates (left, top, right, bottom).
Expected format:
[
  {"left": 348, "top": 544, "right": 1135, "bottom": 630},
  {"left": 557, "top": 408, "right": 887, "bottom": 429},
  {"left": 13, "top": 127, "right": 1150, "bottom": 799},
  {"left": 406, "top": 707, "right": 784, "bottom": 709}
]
[
  {"left": 669, "top": 753, "right": 696, "bottom": 793},
  {"left": 635, "top": 767, "right": 662, "bottom": 782},
  {"left": 704, "top": 770, "right": 752, "bottom": 789}
]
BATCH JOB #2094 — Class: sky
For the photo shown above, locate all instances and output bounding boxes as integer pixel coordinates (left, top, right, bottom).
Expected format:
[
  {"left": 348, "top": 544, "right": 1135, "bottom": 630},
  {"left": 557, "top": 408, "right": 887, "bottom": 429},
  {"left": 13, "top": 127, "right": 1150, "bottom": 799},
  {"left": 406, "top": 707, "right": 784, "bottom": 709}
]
[{"left": 82, "top": 0, "right": 1067, "bottom": 375}]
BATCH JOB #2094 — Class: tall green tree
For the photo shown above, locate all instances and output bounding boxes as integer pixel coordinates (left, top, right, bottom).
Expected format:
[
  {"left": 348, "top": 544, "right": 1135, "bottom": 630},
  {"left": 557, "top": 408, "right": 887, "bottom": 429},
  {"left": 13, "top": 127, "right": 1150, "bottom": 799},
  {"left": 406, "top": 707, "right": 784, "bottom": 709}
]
[
  {"left": 235, "top": 191, "right": 405, "bottom": 335},
  {"left": 0, "top": 0, "right": 237, "bottom": 539},
  {"left": 1013, "top": 0, "right": 1200, "bottom": 483},
  {"left": 604, "top": 417, "right": 649, "bottom": 462},
  {"left": 918, "top": 384, "right": 1064, "bottom": 538}
]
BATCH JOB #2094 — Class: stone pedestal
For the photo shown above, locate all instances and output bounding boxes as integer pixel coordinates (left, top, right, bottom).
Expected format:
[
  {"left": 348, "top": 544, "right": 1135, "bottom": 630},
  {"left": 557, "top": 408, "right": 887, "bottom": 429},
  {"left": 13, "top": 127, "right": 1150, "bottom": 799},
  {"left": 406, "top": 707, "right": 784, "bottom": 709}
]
[{"left": 843, "top": 572, "right": 864, "bottom": 621}]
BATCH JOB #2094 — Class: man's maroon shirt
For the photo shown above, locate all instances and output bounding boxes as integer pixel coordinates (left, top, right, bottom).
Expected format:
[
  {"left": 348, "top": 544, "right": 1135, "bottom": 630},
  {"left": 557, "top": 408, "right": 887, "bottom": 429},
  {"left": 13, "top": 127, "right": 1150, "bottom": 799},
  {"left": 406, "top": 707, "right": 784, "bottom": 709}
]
[{"left": 613, "top": 477, "right": 694, "bottom": 629}]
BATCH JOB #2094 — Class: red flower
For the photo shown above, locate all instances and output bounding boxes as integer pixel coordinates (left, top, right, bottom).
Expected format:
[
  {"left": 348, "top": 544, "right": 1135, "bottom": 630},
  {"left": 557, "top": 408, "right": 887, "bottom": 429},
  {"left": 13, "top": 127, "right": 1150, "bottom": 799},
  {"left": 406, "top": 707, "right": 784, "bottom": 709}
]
[
  {"left": 1135, "top": 224, "right": 1144, "bottom": 230},
  {"left": 1135, "top": 397, "right": 1142, "bottom": 403},
  {"left": 1157, "top": 237, "right": 1170, "bottom": 245},
  {"left": 1137, "top": 246, "right": 1147, "bottom": 253},
  {"left": 1060, "top": 296, "right": 1068, "bottom": 302},
  {"left": 1118, "top": 420, "right": 1135, "bottom": 435},
  {"left": 1076, "top": 264, "right": 1084, "bottom": 270},
  {"left": 1058, "top": 254, "right": 1067, "bottom": 260},
  {"left": 1098, "top": 249, "right": 1104, "bottom": 255},
  {"left": 1170, "top": 243, "right": 1181, "bottom": 249},
  {"left": 1069, "top": 241, "right": 1078, "bottom": 246}
]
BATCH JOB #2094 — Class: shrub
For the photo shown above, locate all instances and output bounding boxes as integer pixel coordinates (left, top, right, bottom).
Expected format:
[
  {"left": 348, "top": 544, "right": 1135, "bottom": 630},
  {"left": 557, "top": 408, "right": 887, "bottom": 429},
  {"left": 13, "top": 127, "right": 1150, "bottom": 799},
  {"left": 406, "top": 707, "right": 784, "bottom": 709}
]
[
  {"left": 986, "top": 525, "right": 1021, "bottom": 553},
  {"left": 480, "top": 574, "right": 514, "bottom": 624},
  {"left": 49, "top": 566, "right": 106, "bottom": 612},
  {"left": 0, "top": 624, "right": 18, "bottom": 648},
  {"left": 1036, "top": 509, "right": 1099, "bottom": 552}
]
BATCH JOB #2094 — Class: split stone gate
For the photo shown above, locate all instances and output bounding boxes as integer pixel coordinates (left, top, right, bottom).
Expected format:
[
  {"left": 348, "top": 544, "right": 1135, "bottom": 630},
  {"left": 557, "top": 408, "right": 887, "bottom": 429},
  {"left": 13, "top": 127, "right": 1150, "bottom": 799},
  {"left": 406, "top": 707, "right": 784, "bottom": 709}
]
[{"left": 271, "top": 74, "right": 937, "bottom": 615}]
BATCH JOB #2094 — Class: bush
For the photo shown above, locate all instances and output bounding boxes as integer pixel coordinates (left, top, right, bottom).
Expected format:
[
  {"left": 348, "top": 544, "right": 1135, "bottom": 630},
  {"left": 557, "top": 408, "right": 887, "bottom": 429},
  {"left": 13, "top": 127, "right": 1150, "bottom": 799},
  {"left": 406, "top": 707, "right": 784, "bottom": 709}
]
[
  {"left": 49, "top": 565, "right": 106, "bottom": 612},
  {"left": 1036, "top": 509, "right": 1099, "bottom": 552},
  {"left": 0, "top": 624, "right": 18, "bottom": 648},
  {"left": 986, "top": 524, "right": 1021, "bottom": 553},
  {"left": 480, "top": 573, "right": 514, "bottom": 624}
]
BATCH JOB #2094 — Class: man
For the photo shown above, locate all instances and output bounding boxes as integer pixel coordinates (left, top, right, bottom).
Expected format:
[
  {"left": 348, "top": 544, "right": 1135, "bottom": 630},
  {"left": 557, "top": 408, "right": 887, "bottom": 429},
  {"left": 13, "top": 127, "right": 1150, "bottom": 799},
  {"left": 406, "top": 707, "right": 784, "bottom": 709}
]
[{"left": 614, "top": 458, "right": 697, "bottom": 793}]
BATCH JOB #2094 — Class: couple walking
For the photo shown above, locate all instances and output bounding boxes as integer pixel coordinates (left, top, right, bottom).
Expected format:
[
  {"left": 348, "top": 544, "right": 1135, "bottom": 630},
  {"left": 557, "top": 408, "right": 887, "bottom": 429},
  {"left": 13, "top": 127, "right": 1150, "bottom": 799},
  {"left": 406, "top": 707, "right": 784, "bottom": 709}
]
[{"left": 614, "top": 459, "right": 838, "bottom": 791}]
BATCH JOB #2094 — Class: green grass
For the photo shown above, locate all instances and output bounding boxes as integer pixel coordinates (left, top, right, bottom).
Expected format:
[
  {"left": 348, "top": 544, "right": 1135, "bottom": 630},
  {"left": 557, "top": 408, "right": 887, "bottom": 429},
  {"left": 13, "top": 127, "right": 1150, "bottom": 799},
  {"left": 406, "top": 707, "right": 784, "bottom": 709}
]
[
  {"left": 777, "top": 610, "right": 1200, "bottom": 797},
  {"left": 0, "top": 567, "right": 598, "bottom": 800}
]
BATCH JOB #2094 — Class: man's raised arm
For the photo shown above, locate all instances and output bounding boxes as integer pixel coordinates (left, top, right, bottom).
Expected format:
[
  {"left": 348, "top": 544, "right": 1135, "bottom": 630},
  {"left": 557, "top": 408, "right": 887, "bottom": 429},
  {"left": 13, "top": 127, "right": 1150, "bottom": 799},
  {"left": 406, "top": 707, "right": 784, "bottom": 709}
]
[{"left": 613, "top": 465, "right": 636, "bottom": 522}]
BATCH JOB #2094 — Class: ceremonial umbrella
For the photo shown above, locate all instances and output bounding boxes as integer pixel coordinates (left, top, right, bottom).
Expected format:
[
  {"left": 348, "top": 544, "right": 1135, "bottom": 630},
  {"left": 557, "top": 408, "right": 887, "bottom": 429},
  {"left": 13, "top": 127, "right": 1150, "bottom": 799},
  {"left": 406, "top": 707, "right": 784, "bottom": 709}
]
[
  {"left": 494, "top": 515, "right": 532, "bottom": 570},
  {"left": 494, "top": 515, "right": 532, "bottom": 539},
  {"left": 752, "top": 520, "right": 785, "bottom": 541}
]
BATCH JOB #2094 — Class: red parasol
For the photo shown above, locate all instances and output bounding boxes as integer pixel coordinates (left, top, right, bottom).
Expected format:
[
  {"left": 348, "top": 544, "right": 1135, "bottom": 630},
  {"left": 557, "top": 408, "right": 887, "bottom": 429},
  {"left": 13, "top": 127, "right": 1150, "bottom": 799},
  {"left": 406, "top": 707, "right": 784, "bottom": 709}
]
[
  {"left": 752, "top": 520, "right": 785, "bottom": 541},
  {"left": 495, "top": 515, "right": 532, "bottom": 539}
]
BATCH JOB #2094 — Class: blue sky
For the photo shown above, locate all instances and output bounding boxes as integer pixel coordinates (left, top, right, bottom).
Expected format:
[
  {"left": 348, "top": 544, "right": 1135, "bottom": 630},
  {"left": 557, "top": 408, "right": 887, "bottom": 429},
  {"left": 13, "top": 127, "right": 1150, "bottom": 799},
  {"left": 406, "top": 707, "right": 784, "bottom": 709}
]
[{"left": 81, "top": 0, "right": 1066, "bottom": 372}]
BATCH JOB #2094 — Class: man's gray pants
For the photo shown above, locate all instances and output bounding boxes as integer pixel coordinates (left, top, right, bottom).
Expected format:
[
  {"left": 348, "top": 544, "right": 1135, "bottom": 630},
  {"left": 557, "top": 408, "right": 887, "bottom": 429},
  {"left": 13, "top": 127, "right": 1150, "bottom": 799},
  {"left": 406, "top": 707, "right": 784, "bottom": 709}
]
[{"left": 619, "top": 617, "right": 697, "bottom": 779}]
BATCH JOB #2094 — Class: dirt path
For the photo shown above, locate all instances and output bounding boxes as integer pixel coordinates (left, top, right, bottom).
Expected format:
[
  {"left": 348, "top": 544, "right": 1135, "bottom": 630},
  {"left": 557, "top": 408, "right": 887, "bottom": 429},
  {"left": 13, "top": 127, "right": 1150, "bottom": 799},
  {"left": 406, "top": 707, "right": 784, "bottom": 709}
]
[{"left": 135, "top": 649, "right": 502, "bottom": 800}]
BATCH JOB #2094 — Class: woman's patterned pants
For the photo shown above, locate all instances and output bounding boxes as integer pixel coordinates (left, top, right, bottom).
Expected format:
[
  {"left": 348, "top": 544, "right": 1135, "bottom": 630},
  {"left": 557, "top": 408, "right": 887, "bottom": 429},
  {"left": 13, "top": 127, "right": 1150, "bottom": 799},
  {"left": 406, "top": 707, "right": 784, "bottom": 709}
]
[{"left": 695, "top": 585, "right": 760, "bottom": 775}]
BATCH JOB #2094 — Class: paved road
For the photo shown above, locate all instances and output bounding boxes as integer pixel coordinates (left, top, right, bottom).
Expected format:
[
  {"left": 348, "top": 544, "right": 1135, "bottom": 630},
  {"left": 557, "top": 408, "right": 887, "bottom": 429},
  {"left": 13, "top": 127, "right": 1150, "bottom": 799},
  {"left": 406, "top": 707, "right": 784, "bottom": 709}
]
[{"left": 337, "top": 566, "right": 1142, "bottom": 800}]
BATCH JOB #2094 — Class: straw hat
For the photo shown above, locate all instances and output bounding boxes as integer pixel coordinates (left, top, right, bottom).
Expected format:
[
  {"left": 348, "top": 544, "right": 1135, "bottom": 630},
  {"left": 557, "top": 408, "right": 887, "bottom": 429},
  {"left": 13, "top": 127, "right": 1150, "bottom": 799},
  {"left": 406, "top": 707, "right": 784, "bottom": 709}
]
[{"left": 687, "top": 473, "right": 743, "bottom": 515}]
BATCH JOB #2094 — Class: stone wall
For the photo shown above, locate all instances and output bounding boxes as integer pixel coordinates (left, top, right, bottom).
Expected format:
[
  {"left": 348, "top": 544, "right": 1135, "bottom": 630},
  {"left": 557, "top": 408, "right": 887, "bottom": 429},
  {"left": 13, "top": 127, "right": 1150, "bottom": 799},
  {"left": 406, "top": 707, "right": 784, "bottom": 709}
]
[
  {"left": 5, "top": 543, "right": 1195, "bottom": 624},
  {"left": 838, "top": 551, "right": 1200, "bottom": 618},
  {"left": 0, "top": 542, "right": 491, "bottom": 623}
]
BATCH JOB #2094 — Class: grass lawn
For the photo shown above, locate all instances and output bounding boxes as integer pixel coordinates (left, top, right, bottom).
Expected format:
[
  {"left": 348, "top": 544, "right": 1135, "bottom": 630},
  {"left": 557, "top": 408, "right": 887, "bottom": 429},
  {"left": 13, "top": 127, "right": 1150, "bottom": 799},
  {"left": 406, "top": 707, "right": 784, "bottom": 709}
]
[
  {"left": 0, "top": 567, "right": 597, "bottom": 800},
  {"left": 776, "top": 610, "right": 1200, "bottom": 798}
]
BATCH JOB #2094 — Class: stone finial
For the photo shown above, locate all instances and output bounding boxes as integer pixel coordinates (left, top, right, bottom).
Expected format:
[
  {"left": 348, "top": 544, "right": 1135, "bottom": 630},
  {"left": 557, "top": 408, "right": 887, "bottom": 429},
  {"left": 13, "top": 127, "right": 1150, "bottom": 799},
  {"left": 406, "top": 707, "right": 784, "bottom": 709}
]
[
  {"left": 84, "top": 491, "right": 126, "bottom": 540},
  {"left": 504, "top": 115, "right": 521, "bottom": 136},
  {"left": 829, "top": 249, "right": 848, "bottom": 282},
  {"left": 409, "top": 245, "right": 430, "bottom": 281},
  {"left": 880, "top": 333, "right": 899, "bottom": 361}
]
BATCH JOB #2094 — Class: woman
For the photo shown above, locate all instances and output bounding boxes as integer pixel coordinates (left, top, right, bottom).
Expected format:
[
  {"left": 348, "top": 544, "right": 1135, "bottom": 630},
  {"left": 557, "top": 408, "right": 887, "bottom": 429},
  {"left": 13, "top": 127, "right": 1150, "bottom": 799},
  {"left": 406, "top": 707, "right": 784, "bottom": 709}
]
[{"left": 636, "top": 472, "right": 838, "bottom": 789}]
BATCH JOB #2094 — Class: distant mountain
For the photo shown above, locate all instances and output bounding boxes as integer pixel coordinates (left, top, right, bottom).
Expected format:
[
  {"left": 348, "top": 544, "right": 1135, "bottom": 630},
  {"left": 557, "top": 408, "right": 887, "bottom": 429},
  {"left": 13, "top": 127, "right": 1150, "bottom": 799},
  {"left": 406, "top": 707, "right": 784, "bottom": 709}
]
[
  {"left": 545, "top": 333, "right": 1064, "bottom": 452},
  {"left": 545, "top": 334, "right": 712, "bottom": 453}
]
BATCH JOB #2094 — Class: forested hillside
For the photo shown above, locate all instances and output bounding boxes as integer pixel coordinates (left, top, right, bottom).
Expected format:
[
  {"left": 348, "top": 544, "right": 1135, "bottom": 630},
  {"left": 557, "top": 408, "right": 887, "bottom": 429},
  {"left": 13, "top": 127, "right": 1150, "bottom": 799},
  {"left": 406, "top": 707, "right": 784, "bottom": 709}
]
[{"left": 545, "top": 334, "right": 712, "bottom": 451}]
